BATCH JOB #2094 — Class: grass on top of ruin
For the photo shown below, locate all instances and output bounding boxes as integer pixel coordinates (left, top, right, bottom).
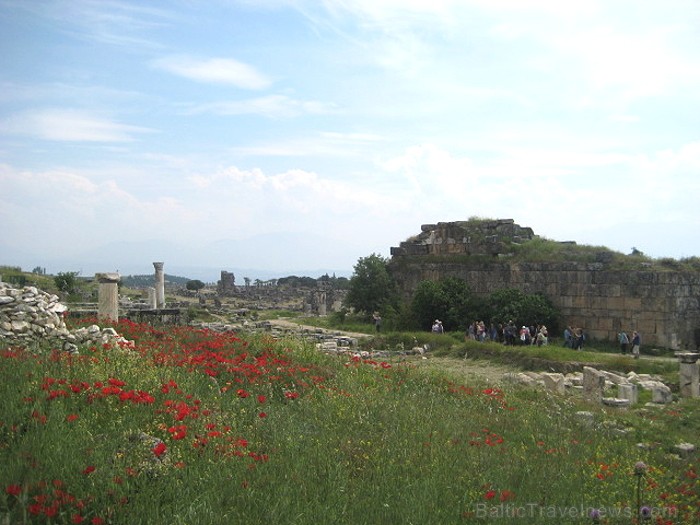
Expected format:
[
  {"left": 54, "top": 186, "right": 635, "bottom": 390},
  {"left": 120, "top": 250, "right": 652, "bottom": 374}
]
[{"left": 1, "top": 317, "right": 698, "bottom": 524}]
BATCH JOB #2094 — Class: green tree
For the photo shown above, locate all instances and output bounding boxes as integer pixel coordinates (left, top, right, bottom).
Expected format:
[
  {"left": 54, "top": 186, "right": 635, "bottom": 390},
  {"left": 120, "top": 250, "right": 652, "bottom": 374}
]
[
  {"left": 486, "top": 288, "right": 559, "bottom": 330},
  {"left": 186, "top": 279, "right": 205, "bottom": 292},
  {"left": 54, "top": 272, "right": 79, "bottom": 294},
  {"left": 410, "top": 277, "right": 478, "bottom": 331},
  {"left": 345, "top": 254, "right": 395, "bottom": 317}
]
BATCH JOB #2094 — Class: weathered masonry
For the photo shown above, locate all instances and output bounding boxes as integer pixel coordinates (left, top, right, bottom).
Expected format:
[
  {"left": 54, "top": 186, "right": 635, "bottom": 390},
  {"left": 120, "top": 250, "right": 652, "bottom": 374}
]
[{"left": 389, "top": 219, "right": 700, "bottom": 349}]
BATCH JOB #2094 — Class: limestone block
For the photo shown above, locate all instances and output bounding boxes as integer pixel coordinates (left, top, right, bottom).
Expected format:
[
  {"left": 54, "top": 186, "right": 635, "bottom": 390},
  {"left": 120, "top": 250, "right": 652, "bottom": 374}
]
[
  {"left": 542, "top": 373, "right": 566, "bottom": 394},
  {"left": 0, "top": 296, "right": 15, "bottom": 305},
  {"left": 583, "top": 366, "right": 606, "bottom": 403},
  {"left": 602, "top": 371, "right": 629, "bottom": 385},
  {"left": 11, "top": 320, "right": 29, "bottom": 332},
  {"left": 679, "top": 362, "right": 700, "bottom": 398},
  {"left": 652, "top": 385, "right": 673, "bottom": 404},
  {"left": 673, "top": 443, "right": 696, "bottom": 458},
  {"left": 618, "top": 383, "right": 638, "bottom": 405},
  {"left": 602, "top": 398, "right": 632, "bottom": 408}
]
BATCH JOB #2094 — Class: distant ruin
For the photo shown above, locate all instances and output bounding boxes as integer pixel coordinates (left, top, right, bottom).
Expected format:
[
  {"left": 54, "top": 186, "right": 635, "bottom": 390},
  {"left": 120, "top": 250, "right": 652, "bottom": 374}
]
[
  {"left": 217, "top": 271, "right": 236, "bottom": 295},
  {"left": 389, "top": 219, "right": 700, "bottom": 349}
]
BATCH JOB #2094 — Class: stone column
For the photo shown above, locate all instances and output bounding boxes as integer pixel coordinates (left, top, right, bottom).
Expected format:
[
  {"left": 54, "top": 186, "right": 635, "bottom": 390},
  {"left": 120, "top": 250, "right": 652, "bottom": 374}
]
[
  {"left": 583, "top": 366, "right": 606, "bottom": 403},
  {"left": 153, "top": 262, "right": 165, "bottom": 309},
  {"left": 96, "top": 272, "right": 120, "bottom": 322},
  {"left": 146, "top": 287, "right": 156, "bottom": 309},
  {"left": 676, "top": 352, "right": 700, "bottom": 398}
]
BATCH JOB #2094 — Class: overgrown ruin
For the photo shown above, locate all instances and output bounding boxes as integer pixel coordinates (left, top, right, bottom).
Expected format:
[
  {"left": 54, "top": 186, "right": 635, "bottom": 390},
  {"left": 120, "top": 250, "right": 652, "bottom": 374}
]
[{"left": 389, "top": 219, "right": 700, "bottom": 349}]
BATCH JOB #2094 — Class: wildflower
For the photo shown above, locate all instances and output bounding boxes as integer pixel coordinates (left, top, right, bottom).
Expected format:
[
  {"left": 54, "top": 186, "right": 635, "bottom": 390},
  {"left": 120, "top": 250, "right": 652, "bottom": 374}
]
[
  {"left": 634, "top": 461, "right": 648, "bottom": 476},
  {"left": 589, "top": 508, "right": 601, "bottom": 522},
  {"left": 82, "top": 465, "right": 96, "bottom": 475},
  {"left": 71, "top": 515, "right": 84, "bottom": 524},
  {"left": 484, "top": 490, "right": 496, "bottom": 500},
  {"left": 257, "top": 394, "right": 267, "bottom": 404},
  {"left": 5, "top": 484, "right": 22, "bottom": 496},
  {"left": 66, "top": 414, "right": 79, "bottom": 422},
  {"left": 499, "top": 490, "right": 515, "bottom": 502},
  {"left": 639, "top": 505, "right": 652, "bottom": 520},
  {"left": 153, "top": 442, "right": 167, "bottom": 458}
]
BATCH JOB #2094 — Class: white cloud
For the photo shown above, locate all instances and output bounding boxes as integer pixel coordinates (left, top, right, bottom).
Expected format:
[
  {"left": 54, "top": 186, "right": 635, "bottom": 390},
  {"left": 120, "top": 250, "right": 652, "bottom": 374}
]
[
  {"left": 0, "top": 108, "right": 154, "bottom": 142},
  {"left": 187, "top": 95, "right": 335, "bottom": 118},
  {"left": 152, "top": 55, "right": 272, "bottom": 89}
]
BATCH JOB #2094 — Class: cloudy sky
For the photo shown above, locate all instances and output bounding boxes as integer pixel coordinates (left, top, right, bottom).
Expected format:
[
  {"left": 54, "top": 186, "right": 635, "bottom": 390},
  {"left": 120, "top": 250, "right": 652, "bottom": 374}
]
[{"left": 1, "top": 0, "right": 699, "bottom": 279}]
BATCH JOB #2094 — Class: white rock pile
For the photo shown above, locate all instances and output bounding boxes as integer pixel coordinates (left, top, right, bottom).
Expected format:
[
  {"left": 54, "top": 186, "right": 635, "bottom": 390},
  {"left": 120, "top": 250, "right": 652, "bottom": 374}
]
[
  {"left": 503, "top": 368, "right": 674, "bottom": 406},
  {"left": 0, "top": 282, "right": 133, "bottom": 352}
]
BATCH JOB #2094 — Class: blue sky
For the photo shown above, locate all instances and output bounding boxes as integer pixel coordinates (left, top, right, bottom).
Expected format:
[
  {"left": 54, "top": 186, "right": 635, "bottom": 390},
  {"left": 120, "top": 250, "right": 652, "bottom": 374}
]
[{"left": 1, "top": 0, "right": 699, "bottom": 279}]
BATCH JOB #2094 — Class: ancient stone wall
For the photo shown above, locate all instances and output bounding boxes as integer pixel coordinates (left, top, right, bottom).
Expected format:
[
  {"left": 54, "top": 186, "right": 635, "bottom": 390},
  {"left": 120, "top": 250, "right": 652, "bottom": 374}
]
[
  {"left": 389, "top": 221, "right": 700, "bottom": 349},
  {"left": 0, "top": 282, "right": 133, "bottom": 351}
]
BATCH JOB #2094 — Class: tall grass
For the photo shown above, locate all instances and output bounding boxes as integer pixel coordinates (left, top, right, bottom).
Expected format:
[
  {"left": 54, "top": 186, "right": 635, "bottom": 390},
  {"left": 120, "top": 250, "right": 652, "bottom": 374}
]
[{"left": 1, "top": 319, "right": 697, "bottom": 524}]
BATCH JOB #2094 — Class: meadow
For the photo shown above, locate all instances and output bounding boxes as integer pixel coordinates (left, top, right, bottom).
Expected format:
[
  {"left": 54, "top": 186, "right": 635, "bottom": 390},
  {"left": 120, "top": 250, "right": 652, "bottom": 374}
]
[{"left": 1, "top": 318, "right": 698, "bottom": 524}]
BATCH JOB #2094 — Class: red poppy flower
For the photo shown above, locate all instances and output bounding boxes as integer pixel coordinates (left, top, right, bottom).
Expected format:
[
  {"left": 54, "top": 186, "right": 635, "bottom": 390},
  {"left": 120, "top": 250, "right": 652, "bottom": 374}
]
[
  {"left": 66, "top": 414, "right": 79, "bottom": 422},
  {"left": 5, "top": 484, "right": 22, "bottom": 496},
  {"left": 153, "top": 442, "right": 167, "bottom": 458},
  {"left": 484, "top": 490, "right": 496, "bottom": 500},
  {"left": 82, "top": 465, "right": 96, "bottom": 475}
]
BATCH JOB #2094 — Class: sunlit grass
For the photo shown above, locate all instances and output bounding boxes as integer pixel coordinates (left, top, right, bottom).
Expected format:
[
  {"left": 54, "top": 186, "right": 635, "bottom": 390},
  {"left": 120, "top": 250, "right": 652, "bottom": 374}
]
[{"left": 1, "top": 319, "right": 697, "bottom": 524}]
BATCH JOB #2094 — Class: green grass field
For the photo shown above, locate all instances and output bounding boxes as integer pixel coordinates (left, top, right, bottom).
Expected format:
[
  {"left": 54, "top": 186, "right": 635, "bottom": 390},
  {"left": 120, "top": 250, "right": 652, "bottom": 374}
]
[{"left": 1, "top": 317, "right": 698, "bottom": 524}]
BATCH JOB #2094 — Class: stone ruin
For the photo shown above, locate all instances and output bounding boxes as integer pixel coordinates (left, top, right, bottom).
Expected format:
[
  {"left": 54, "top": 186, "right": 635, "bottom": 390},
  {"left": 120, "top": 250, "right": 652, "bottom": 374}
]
[
  {"left": 389, "top": 219, "right": 700, "bottom": 349},
  {"left": 0, "top": 281, "right": 133, "bottom": 353},
  {"left": 502, "top": 362, "right": 700, "bottom": 407},
  {"left": 217, "top": 270, "right": 236, "bottom": 296},
  {"left": 390, "top": 219, "right": 535, "bottom": 258}
]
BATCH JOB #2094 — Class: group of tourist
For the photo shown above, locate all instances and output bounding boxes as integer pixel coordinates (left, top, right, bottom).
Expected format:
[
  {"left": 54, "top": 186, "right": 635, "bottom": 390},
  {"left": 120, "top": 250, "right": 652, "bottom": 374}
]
[
  {"left": 563, "top": 326, "right": 586, "bottom": 350},
  {"left": 457, "top": 320, "right": 551, "bottom": 347},
  {"left": 428, "top": 319, "right": 642, "bottom": 357},
  {"left": 617, "top": 329, "right": 641, "bottom": 359}
]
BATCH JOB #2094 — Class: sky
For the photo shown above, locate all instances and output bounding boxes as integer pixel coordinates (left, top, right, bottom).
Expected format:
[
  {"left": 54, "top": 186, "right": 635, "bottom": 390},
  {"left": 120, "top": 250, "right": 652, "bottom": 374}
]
[{"left": 1, "top": 0, "right": 699, "bottom": 280}]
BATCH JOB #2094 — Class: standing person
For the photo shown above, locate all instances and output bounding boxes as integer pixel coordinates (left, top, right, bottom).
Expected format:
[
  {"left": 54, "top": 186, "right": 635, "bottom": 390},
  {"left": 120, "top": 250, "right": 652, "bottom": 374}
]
[
  {"left": 373, "top": 312, "right": 382, "bottom": 333},
  {"left": 573, "top": 328, "right": 584, "bottom": 350},
  {"left": 563, "top": 326, "right": 573, "bottom": 348},
  {"left": 618, "top": 331, "right": 629, "bottom": 355},
  {"left": 631, "top": 331, "right": 641, "bottom": 359},
  {"left": 431, "top": 319, "right": 444, "bottom": 334}
]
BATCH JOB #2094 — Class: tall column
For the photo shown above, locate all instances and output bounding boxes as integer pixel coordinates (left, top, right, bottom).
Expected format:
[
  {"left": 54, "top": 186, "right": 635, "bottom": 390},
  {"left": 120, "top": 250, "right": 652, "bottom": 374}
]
[
  {"left": 96, "top": 272, "right": 120, "bottom": 322},
  {"left": 153, "top": 262, "right": 165, "bottom": 309}
]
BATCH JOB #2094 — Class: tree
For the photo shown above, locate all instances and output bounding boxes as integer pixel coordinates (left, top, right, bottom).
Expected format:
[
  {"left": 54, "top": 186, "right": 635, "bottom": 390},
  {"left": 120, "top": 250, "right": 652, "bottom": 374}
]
[
  {"left": 410, "top": 277, "right": 478, "bottom": 331},
  {"left": 186, "top": 279, "right": 205, "bottom": 292},
  {"left": 485, "top": 288, "right": 559, "bottom": 330},
  {"left": 345, "top": 254, "right": 395, "bottom": 316},
  {"left": 54, "top": 272, "right": 79, "bottom": 294}
]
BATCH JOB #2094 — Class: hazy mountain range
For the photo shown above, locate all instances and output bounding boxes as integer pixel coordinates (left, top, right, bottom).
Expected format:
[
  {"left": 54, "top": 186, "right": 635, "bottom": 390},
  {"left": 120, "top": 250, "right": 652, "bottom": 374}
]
[{"left": 0, "top": 232, "right": 370, "bottom": 283}]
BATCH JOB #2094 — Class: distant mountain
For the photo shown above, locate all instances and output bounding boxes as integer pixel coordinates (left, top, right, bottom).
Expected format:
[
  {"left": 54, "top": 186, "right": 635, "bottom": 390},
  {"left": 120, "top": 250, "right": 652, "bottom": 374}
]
[
  {"left": 1, "top": 232, "right": 356, "bottom": 282},
  {"left": 120, "top": 274, "right": 192, "bottom": 288}
]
